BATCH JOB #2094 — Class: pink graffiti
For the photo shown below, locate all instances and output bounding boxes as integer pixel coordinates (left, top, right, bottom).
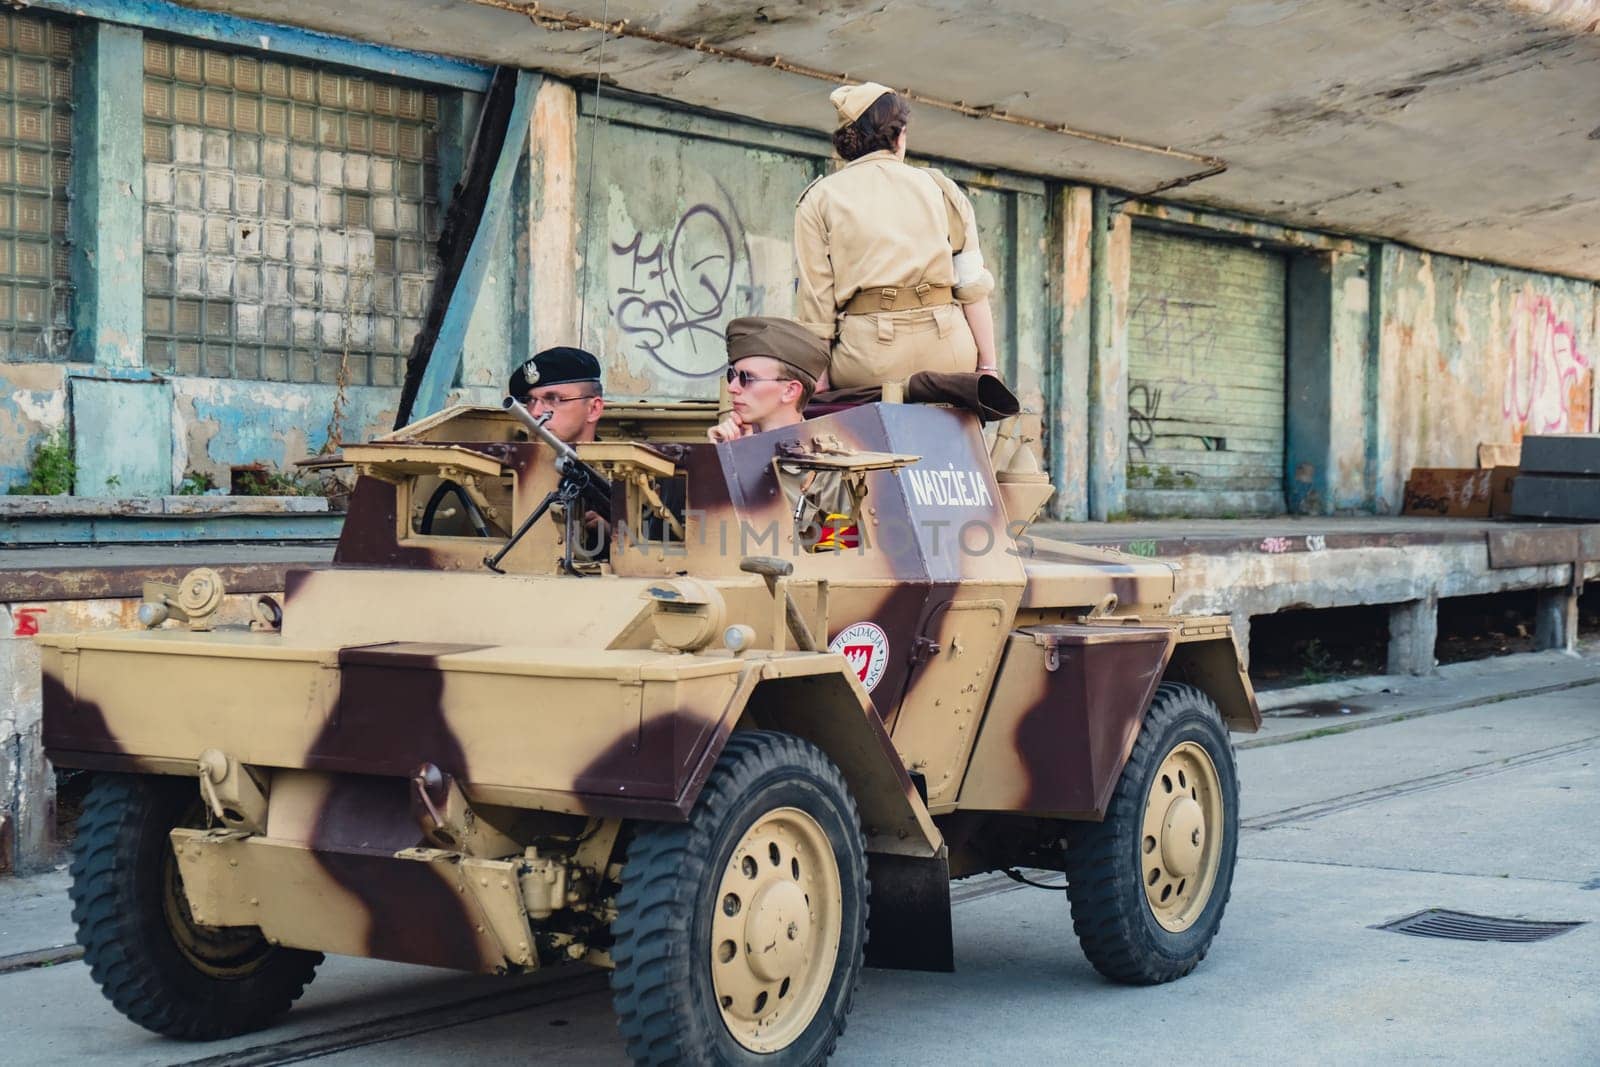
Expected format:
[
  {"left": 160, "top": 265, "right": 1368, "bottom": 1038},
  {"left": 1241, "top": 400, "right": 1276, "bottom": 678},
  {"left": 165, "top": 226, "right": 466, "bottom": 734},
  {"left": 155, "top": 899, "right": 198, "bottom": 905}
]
[
  {"left": 1259, "top": 536, "right": 1291, "bottom": 554},
  {"left": 1503, "top": 293, "right": 1591, "bottom": 438}
]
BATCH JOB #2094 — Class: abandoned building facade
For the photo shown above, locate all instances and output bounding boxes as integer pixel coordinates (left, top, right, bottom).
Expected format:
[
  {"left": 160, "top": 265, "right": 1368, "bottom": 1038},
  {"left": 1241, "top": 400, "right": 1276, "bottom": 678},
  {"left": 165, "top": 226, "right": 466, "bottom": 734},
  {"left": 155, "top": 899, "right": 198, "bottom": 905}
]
[{"left": 0, "top": 1, "right": 1593, "bottom": 521}]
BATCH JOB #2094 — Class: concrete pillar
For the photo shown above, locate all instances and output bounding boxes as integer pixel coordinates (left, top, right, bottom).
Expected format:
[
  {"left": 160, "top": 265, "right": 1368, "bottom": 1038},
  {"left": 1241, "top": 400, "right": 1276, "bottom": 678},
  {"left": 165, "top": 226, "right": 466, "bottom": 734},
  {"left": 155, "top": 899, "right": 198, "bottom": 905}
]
[
  {"left": 1006, "top": 193, "right": 1050, "bottom": 481},
  {"left": 1387, "top": 595, "right": 1438, "bottom": 675},
  {"left": 1366, "top": 244, "right": 1404, "bottom": 514},
  {"left": 1535, "top": 586, "right": 1579, "bottom": 653},
  {"left": 1327, "top": 252, "right": 1371, "bottom": 511},
  {"left": 1, "top": 606, "right": 52, "bottom": 874},
  {"left": 1285, "top": 254, "right": 1333, "bottom": 515},
  {"left": 67, "top": 22, "right": 173, "bottom": 497},
  {"left": 1045, "top": 186, "right": 1093, "bottom": 521},
  {"left": 1286, "top": 251, "right": 1372, "bottom": 516},
  {"left": 528, "top": 79, "right": 580, "bottom": 352},
  {"left": 70, "top": 22, "right": 144, "bottom": 370},
  {"left": 1087, "top": 190, "right": 1131, "bottom": 520}
]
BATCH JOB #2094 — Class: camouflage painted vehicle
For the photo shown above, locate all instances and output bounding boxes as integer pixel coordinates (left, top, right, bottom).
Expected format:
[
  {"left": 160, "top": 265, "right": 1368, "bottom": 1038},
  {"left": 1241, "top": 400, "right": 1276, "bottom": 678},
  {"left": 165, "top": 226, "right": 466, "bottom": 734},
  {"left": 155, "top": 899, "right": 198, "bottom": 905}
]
[{"left": 39, "top": 388, "right": 1258, "bottom": 1064}]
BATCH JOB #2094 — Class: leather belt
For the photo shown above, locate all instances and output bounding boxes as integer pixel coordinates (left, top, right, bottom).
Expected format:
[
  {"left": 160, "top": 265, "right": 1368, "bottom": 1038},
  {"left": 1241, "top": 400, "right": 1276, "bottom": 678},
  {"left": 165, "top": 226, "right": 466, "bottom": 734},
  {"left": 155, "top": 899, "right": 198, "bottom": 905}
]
[{"left": 842, "top": 283, "right": 954, "bottom": 315}]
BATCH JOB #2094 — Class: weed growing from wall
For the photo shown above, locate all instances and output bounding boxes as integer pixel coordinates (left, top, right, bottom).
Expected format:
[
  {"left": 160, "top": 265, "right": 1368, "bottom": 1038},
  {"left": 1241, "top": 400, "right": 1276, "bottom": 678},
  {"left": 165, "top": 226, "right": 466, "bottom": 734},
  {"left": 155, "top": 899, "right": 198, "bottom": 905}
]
[
  {"left": 176, "top": 470, "right": 218, "bottom": 496},
  {"left": 6, "top": 430, "right": 75, "bottom": 495},
  {"left": 232, "top": 469, "right": 322, "bottom": 497}
]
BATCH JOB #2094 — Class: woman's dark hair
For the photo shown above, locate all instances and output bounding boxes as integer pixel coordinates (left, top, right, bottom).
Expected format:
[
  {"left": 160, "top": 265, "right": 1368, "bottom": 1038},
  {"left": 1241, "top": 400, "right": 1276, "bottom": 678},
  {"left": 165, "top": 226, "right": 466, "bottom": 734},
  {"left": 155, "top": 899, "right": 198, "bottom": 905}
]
[{"left": 833, "top": 92, "right": 910, "bottom": 160}]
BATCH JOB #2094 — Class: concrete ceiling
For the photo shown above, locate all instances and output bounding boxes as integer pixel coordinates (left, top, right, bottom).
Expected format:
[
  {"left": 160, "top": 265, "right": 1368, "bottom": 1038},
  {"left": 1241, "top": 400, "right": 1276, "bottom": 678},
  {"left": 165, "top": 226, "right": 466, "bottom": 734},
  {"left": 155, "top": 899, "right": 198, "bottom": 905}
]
[{"left": 168, "top": 0, "right": 1600, "bottom": 280}]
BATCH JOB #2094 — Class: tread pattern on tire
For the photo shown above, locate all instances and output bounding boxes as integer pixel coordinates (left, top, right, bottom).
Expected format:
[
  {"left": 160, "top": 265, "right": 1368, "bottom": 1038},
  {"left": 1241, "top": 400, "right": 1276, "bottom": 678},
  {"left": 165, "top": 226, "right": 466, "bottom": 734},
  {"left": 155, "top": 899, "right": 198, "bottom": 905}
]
[
  {"left": 610, "top": 730, "right": 867, "bottom": 1067},
  {"left": 1063, "top": 682, "right": 1239, "bottom": 986},
  {"left": 70, "top": 773, "right": 322, "bottom": 1040}
]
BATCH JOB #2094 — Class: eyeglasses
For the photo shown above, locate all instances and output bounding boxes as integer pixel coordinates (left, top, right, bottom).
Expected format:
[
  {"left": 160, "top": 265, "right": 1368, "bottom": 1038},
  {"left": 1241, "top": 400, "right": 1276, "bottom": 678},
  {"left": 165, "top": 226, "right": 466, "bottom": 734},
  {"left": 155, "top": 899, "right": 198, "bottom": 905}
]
[
  {"left": 726, "top": 367, "right": 794, "bottom": 388},
  {"left": 523, "top": 392, "right": 598, "bottom": 410}
]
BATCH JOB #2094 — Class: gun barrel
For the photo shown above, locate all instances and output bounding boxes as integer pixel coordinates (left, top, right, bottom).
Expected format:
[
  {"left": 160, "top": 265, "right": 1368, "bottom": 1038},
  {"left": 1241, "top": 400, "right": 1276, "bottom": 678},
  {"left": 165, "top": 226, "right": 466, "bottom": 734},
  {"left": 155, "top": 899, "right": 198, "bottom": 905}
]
[
  {"left": 501, "top": 396, "right": 614, "bottom": 512},
  {"left": 502, "top": 396, "right": 571, "bottom": 457}
]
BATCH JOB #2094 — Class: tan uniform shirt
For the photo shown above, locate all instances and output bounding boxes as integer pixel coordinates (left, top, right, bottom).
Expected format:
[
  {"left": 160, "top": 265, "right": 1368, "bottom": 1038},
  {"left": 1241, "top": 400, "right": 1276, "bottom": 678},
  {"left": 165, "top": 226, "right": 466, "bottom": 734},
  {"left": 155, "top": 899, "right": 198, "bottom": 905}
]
[{"left": 795, "top": 151, "right": 996, "bottom": 388}]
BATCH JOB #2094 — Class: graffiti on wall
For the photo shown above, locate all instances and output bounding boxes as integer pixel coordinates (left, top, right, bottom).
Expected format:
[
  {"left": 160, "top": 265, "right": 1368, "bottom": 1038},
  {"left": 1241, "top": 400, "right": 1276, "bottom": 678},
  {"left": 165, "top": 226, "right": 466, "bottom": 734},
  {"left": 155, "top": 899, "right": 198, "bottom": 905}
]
[
  {"left": 1503, "top": 291, "right": 1592, "bottom": 439},
  {"left": 607, "top": 184, "right": 760, "bottom": 379},
  {"left": 1127, "top": 295, "right": 1229, "bottom": 464},
  {"left": 1128, "top": 380, "right": 1226, "bottom": 458},
  {"left": 1129, "top": 296, "right": 1222, "bottom": 406}
]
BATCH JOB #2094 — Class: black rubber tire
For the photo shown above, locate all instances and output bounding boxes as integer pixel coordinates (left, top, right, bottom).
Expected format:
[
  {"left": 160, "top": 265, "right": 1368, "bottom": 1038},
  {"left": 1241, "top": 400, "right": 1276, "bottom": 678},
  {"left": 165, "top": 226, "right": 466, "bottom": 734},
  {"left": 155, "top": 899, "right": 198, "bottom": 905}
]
[
  {"left": 1064, "top": 683, "right": 1240, "bottom": 985},
  {"left": 69, "top": 773, "right": 323, "bottom": 1039},
  {"left": 610, "top": 731, "right": 868, "bottom": 1066}
]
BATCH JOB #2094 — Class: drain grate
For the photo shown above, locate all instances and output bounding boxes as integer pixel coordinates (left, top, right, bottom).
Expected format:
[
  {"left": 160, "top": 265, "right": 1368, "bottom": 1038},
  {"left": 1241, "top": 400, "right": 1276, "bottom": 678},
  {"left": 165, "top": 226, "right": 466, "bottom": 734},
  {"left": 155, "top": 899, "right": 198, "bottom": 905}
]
[{"left": 1375, "top": 909, "right": 1585, "bottom": 943}]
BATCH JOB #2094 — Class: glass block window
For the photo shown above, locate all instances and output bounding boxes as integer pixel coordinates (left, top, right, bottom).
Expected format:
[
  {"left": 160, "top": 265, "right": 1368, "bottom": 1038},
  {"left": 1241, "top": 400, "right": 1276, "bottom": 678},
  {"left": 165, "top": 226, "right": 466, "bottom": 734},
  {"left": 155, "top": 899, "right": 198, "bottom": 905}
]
[
  {"left": 141, "top": 38, "right": 442, "bottom": 386},
  {"left": 0, "top": 14, "right": 73, "bottom": 363}
]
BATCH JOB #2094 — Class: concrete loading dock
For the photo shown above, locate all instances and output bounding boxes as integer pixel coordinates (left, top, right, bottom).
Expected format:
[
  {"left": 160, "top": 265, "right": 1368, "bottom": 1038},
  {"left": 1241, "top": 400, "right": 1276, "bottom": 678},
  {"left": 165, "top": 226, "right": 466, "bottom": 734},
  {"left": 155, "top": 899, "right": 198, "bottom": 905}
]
[{"left": 1033, "top": 516, "right": 1599, "bottom": 676}]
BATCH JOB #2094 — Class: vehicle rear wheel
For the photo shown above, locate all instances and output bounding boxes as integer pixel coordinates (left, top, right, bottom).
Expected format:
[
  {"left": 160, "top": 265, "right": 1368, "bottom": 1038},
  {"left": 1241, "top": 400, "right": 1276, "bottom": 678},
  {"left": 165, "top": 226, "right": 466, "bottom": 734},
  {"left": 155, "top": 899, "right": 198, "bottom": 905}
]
[
  {"left": 610, "top": 731, "right": 868, "bottom": 1065},
  {"left": 70, "top": 773, "right": 322, "bottom": 1039},
  {"left": 1064, "top": 683, "right": 1239, "bottom": 984}
]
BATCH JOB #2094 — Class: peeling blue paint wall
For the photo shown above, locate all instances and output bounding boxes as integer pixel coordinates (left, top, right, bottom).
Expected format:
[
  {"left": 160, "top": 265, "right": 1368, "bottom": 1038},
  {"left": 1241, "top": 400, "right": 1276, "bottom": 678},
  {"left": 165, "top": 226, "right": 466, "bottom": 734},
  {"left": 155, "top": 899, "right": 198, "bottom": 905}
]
[
  {"left": 171, "top": 379, "right": 396, "bottom": 484},
  {"left": 0, "top": 365, "right": 69, "bottom": 490},
  {"left": 73, "top": 376, "right": 171, "bottom": 495}
]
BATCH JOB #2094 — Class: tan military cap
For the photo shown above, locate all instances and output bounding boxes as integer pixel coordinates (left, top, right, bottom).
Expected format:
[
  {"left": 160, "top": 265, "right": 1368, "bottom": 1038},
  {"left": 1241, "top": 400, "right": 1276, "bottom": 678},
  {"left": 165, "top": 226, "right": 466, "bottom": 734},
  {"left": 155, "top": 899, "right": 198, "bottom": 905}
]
[
  {"left": 830, "top": 81, "right": 893, "bottom": 127},
  {"left": 726, "top": 316, "right": 829, "bottom": 384}
]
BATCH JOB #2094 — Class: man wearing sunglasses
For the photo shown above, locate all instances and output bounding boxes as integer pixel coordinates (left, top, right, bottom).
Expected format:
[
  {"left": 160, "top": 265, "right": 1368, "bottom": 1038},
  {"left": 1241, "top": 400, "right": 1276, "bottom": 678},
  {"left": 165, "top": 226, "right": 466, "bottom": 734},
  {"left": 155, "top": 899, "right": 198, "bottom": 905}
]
[
  {"left": 708, "top": 317, "right": 830, "bottom": 444},
  {"left": 508, "top": 346, "right": 606, "bottom": 444}
]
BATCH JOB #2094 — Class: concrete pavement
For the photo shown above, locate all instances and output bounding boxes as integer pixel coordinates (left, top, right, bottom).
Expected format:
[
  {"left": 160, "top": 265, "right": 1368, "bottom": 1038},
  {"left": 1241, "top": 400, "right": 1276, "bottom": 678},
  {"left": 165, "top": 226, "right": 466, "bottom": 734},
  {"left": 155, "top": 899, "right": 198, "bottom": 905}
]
[{"left": 0, "top": 670, "right": 1595, "bottom": 1064}]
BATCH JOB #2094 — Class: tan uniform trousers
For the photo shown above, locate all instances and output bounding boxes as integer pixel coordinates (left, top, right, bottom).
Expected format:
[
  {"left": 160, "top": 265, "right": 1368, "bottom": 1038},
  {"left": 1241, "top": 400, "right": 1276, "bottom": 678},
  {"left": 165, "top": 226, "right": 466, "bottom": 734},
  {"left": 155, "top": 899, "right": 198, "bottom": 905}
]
[{"left": 828, "top": 303, "right": 979, "bottom": 390}]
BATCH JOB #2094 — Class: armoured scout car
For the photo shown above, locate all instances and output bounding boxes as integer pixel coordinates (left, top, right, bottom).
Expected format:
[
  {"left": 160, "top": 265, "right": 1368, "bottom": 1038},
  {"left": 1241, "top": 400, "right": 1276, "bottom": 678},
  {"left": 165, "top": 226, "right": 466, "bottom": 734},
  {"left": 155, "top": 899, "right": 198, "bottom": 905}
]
[{"left": 39, "top": 384, "right": 1258, "bottom": 1064}]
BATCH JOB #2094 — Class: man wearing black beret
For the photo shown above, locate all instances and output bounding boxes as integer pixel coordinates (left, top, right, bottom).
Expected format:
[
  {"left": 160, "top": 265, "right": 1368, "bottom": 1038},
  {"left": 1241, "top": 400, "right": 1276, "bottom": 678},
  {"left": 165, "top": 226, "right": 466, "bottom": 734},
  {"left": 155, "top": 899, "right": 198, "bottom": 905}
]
[{"left": 508, "top": 346, "right": 605, "bottom": 444}]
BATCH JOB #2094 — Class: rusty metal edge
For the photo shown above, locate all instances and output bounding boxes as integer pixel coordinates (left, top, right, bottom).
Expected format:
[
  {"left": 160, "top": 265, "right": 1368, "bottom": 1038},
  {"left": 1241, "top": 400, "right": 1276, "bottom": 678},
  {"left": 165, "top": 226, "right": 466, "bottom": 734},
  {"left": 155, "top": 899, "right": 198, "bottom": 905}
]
[
  {"left": 1484, "top": 526, "right": 1600, "bottom": 569},
  {"left": 2, "top": 563, "right": 321, "bottom": 603}
]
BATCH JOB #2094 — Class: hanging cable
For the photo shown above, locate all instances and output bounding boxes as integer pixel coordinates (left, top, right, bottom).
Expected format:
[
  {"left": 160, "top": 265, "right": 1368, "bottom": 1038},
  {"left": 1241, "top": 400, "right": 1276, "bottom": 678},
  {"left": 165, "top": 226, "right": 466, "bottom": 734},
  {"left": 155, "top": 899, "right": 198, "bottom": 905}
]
[{"left": 1002, "top": 868, "right": 1069, "bottom": 891}]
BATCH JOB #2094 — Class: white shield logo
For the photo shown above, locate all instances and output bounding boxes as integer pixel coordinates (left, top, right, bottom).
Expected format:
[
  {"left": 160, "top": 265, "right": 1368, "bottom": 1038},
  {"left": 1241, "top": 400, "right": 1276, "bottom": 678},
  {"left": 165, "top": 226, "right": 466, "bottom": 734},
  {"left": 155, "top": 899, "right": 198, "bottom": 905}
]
[{"left": 828, "top": 622, "right": 889, "bottom": 693}]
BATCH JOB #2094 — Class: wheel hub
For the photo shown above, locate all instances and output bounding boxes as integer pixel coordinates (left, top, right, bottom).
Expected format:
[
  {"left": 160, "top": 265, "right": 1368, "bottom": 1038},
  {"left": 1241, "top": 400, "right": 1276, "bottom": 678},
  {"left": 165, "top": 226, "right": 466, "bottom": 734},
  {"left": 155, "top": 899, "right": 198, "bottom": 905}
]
[
  {"left": 1159, "top": 796, "right": 1205, "bottom": 876},
  {"left": 711, "top": 806, "right": 843, "bottom": 1053},
  {"left": 744, "top": 880, "right": 812, "bottom": 981},
  {"left": 1139, "top": 740, "right": 1225, "bottom": 932}
]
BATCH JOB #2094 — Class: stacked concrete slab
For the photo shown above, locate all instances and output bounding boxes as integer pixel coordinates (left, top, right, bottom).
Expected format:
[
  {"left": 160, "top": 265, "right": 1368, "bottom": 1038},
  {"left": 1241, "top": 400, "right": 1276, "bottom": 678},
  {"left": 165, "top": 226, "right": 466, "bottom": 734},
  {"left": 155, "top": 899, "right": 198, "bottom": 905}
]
[{"left": 1511, "top": 435, "right": 1600, "bottom": 519}]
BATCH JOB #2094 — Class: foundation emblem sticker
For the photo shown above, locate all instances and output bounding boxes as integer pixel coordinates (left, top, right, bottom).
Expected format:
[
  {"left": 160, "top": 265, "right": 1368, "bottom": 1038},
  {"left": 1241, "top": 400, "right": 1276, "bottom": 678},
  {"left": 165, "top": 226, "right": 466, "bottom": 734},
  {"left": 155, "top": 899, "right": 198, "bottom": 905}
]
[{"left": 829, "top": 622, "right": 889, "bottom": 693}]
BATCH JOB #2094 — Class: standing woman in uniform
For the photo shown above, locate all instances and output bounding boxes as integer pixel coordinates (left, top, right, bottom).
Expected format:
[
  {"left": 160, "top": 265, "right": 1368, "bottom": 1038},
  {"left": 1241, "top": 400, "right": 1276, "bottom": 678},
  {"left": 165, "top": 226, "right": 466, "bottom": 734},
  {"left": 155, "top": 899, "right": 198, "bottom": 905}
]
[{"left": 794, "top": 82, "right": 999, "bottom": 390}]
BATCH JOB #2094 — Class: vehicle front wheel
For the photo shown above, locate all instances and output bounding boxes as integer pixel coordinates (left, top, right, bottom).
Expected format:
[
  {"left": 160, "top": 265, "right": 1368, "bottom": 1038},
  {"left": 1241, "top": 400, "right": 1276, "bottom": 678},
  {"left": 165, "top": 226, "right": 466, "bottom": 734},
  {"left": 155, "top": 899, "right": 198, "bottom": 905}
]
[
  {"left": 70, "top": 773, "right": 322, "bottom": 1039},
  {"left": 1064, "top": 683, "right": 1240, "bottom": 984},
  {"left": 610, "top": 730, "right": 868, "bottom": 1065}
]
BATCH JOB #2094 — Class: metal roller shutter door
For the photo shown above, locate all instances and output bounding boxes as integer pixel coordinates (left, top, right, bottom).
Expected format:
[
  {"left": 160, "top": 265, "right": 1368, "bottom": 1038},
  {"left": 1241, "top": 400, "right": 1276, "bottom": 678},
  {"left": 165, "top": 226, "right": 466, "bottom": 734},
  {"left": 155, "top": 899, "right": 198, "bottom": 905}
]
[{"left": 1126, "top": 228, "right": 1286, "bottom": 516}]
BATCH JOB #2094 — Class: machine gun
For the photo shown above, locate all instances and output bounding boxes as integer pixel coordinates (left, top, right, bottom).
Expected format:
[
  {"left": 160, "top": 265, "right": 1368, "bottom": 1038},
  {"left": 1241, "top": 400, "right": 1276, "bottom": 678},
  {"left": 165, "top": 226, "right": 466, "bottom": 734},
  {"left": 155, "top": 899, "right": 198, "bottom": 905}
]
[{"left": 485, "top": 397, "right": 615, "bottom": 575}]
